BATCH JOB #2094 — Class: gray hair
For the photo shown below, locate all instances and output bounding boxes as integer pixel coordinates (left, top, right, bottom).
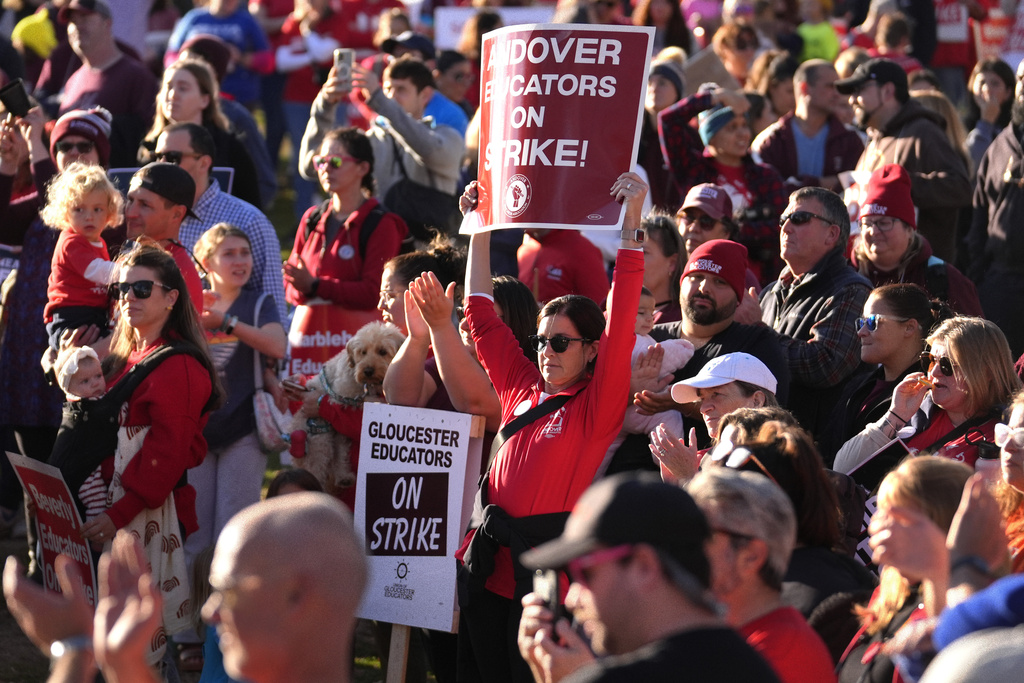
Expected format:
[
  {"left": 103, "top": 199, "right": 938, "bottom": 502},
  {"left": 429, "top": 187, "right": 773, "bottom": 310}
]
[
  {"left": 790, "top": 186, "right": 852, "bottom": 246},
  {"left": 687, "top": 468, "right": 796, "bottom": 590}
]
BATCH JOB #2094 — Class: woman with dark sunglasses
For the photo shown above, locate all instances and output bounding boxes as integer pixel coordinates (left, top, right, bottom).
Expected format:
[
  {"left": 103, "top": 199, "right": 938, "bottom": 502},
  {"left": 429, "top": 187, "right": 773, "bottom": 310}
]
[
  {"left": 818, "top": 284, "right": 954, "bottom": 465},
  {"left": 454, "top": 174, "right": 645, "bottom": 683},
  {"left": 834, "top": 316, "right": 1021, "bottom": 490},
  {"left": 64, "top": 242, "right": 223, "bottom": 667}
]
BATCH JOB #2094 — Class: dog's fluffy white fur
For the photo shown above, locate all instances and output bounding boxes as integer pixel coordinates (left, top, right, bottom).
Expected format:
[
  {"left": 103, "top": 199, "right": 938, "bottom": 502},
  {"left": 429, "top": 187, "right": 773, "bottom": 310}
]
[{"left": 291, "top": 321, "right": 405, "bottom": 493}]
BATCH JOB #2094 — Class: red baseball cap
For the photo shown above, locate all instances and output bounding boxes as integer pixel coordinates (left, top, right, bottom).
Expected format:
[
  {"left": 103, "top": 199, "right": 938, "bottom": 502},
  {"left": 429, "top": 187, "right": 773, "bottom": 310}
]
[{"left": 680, "top": 183, "right": 734, "bottom": 222}]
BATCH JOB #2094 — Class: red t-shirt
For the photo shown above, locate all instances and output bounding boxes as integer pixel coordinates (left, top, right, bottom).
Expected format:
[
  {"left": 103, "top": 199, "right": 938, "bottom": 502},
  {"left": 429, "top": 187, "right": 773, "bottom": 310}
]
[
  {"left": 45, "top": 230, "right": 111, "bottom": 321},
  {"left": 740, "top": 606, "right": 837, "bottom": 683},
  {"left": 517, "top": 230, "right": 610, "bottom": 305},
  {"left": 166, "top": 240, "right": 204, "bottom": 314}
]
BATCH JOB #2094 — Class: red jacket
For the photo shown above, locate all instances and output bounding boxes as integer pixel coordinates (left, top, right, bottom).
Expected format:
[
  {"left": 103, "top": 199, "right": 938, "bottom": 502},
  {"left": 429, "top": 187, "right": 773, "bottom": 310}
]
[{"left": 284, "top": 198, "right": 407, "bottom": 309}]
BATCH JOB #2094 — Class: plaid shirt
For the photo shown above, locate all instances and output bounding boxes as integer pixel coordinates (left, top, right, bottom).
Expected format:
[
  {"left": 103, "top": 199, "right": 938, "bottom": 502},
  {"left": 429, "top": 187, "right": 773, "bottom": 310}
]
[
  {"left": 178, "top": 180, "right": 287, "bottom": 323},
  {"left": 760, "top": 249, "right": 870, "bottom": 388},
  {"left": 659, "top": 92, "right": 789, "bottom": 281}
]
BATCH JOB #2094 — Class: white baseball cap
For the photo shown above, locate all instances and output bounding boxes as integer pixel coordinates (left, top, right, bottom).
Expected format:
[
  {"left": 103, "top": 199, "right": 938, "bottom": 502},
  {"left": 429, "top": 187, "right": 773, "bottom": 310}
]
[{"left": 670, "top": 352, "right": 778, "bottom": 404}]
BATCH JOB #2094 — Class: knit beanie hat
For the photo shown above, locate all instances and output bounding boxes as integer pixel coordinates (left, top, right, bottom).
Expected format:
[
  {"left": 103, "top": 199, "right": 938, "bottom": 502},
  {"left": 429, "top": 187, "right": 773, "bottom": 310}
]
[
  {"left": 681, "top": 239, "right": 749, "bottom": 302},
  {"left": 49, "top": 107, "right": 112, "bottom": 167},
  {"left": 861, "top": 163, "right": 916, "bottom": 229},
  {"left": 650, "top": 60, "right": 686, "bottom": 102},
  {"left": 697, "top": 83, "right": 736, "bottom": 146}
]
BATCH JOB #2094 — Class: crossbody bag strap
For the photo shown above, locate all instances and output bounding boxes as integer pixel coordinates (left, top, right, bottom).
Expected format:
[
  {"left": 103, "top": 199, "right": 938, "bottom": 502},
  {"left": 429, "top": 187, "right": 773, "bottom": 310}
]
[
  {"left": 252, "top": 292, "right": 268, "bottom": 391},
  {"left": 922, "top": 408, "right": 1000, "bottom": 453}
]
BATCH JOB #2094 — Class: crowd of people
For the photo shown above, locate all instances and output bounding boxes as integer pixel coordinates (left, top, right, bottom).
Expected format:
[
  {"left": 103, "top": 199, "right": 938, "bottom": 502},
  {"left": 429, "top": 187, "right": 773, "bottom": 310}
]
[{"left": 7, "top": 0, "right": 1024, "bottom": 682}]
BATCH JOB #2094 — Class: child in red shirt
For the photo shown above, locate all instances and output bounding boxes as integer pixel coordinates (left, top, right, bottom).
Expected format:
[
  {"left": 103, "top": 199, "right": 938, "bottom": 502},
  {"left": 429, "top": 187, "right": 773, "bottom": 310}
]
[{"left": 41, "top": 162, "right": 123, "bottom": 351}]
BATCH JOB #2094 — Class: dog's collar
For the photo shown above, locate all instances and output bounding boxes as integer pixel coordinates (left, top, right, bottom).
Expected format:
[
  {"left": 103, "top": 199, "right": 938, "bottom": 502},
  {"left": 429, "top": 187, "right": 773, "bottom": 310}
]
[
  {"left": 318, "top": 366, "right": 371, "bottom": 408},
  {"left": 305, "top": 417, "right": 332, "bottom": 435}
]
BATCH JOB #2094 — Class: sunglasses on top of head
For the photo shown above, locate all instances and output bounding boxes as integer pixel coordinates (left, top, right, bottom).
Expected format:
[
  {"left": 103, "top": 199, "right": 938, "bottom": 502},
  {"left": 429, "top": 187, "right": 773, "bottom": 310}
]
[
  {"left": 528, "top": 334, "right": 591, "bottom": 354},
  {"left": 780, "top": 210, "right": 833, "bottom": 227},
  {"left": 920, "top": 351, "right": 956, "bottom": 377},
  {"left": 110, "top": 280, "right": 173, "bottom": 300}
]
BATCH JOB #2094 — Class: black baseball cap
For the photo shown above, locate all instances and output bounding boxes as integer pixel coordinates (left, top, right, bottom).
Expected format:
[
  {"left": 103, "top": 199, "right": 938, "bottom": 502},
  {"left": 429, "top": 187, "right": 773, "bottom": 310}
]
[
  {"left": 522, "top": 473, "right": 712, "bottom": 587},
  {"left": 835, "top": 58, "right": 909, "bottom": 100},
  {"left": 130, "top": 162, "right": 198, "bottom": 219}
]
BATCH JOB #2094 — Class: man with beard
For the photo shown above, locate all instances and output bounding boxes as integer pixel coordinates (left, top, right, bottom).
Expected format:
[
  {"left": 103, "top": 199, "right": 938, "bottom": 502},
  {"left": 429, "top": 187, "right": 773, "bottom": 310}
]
[
  {"left": 968, "top": 57, "right": 1024, "bottom": 359},
  {"left": 633, "top": 239, "right": 789, "bottom": 448},
  {"left": 759, "top": 187, "right": 871, "bottom": 439},
  {"left": 835, "top": 58, "right": 971, "bottom": 263}
]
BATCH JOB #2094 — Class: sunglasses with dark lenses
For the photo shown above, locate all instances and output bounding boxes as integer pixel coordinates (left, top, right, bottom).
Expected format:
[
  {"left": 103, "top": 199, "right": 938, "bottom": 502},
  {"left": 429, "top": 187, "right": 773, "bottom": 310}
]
[
  {"left": 920, "top": 351, "right": 956, "bottom": 377},
  {"left": 152, "top": 150, "right": 202, "bottom": 165},
  {"left": 679, "top": 213, "right": 718, "bottom": 230},
  {"left": 55, "top": 140, "right": 95, "bottom": 154},
  {"left": 111, "top": 280, "right": 173, "bottom": 300},
  {"left": 856, "top": 314, "right": 910, "bottom": 332},
  {"left": 313, "top": 154, "right": 356, "bottom": 170},
  {"left": 780, "top": 210, "right": 833, "bottom": 227},
  {"left": 528, "top": 334, "right": 590, "bottom": 353}
]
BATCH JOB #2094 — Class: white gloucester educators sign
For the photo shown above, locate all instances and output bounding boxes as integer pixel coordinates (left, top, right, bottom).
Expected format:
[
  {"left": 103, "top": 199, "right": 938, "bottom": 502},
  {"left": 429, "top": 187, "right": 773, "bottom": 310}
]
[{"left": 354, "top": 404, "right": 484, "bottom": 632}]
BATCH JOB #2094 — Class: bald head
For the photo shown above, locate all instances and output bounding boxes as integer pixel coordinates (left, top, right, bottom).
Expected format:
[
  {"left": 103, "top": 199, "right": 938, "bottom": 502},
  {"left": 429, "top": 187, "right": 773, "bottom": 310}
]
[{"left": 205, "top": 493, "right": 366, "bottom": 683}]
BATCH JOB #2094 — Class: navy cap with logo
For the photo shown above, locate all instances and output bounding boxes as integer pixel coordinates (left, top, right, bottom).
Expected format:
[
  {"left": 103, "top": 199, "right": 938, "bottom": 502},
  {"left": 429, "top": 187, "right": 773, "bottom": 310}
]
[
  {"left": 521, "top": 472, "right": 712, "bottom": 587},
  {"left": 834, "top": 58, "right": 909, "bottom": 101},
  {"left": 130, "top": 162, "right": 199, "bottom": 220}
]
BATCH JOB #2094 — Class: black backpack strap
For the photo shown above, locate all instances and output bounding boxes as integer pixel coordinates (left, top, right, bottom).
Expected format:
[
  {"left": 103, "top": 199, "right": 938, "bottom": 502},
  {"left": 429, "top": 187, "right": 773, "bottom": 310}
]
[
  {"left": 106, "top": 341, "right": 216, "bottom": 413},
  {"left": 302, "top": 198, "right": 333, "bottom": 241},
  {"left": 358, "top": 205, "right": 387, "bottom": 261}
]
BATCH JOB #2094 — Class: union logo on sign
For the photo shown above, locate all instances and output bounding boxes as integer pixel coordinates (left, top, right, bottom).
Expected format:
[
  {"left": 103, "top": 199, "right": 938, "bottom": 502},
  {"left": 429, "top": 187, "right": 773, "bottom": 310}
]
[{"left": 505, "top": 174, "right": 532, "bottom": 218}]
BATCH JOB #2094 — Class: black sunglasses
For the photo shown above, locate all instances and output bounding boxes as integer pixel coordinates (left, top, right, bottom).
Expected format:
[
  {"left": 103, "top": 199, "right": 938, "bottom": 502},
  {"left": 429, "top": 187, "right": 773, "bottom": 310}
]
[
  {"left": 680, "top": 213, "right": 718, "bottom": 230},
  {"left": 920, "top": 351, "right": 956, "bottom": 377},
  {"left": 111, "top": 280, "right": 173, "bottom": 300},
  {"left": 55, "top": 140, "right": 95, "bottom": 154},
  {"left": 780, "top": 210, "right": 834, "bottom": 227},
  {"left": 152, "top": 150, "right": 203, "bottom": 165},
  {"left": 528, "top": 334, "right": 590, "bottom": 353}
]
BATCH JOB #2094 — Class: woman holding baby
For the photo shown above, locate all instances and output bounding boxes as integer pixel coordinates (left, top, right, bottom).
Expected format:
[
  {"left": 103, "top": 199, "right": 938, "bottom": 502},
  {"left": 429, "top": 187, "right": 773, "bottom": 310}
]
[{"left": 70, "top": 243, "right": 222, "bottom": 668}]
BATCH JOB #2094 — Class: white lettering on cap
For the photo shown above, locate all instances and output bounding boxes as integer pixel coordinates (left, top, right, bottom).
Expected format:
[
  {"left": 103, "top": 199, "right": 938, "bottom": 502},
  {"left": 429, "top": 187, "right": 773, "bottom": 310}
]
[
  {"left": 697, "top": 186, "right": 719, "bottom": 199},
  {"left": 694, "top": 258, "right": 722, "bottom": 273},
  {"left": 863, "top": 204, "right": 888, "bottom": 215}
]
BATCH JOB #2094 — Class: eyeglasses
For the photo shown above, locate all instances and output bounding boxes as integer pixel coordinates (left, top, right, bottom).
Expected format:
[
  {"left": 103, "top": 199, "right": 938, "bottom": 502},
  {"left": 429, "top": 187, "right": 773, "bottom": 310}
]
[
  {"left": 55, "top": 140, "right": 95, "bottom": 154},
  {"left": 856, "top": 314, "right": 910, "bottom": 332},
  {"left": 111, "top": 280, "right": 173, "bottom": 300},
  {"left": 153, "top": 150, "right": 203, "bottom": 165},
  {"left": 679, "top": 213, "right": 719, "bottom": 230},
  {"left": 860, "top": 217, "right": 898, "bottom": 232},
  {"left": 528, "top": 334, "right": 591, "bottom": 353},
  {"left": 567, "top": 544, "right": 633, "bottom": 588},
  {"left": 920, "top": 351, "right": 956, "bottom": 377},
  {"left": 996, "top": 423, "right": 1024, "bottom": 449},
  {"left": 780, "top": 210, "right": 834, "bottom": 227},
  {"left": 313, "top": 154, "right": 357, "bottom": 169}
]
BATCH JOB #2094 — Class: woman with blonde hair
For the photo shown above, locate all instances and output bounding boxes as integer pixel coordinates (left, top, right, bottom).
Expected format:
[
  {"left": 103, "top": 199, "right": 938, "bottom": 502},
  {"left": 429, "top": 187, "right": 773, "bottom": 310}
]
[
  {"left": 835, "top": 317, "right": 1021, "bottom": 487},
  {"left": 837, "top": 456, "right": 973, "bottom": 683},
  {"left": 141, "top": 58, "right": 262, "bottom": 207}
]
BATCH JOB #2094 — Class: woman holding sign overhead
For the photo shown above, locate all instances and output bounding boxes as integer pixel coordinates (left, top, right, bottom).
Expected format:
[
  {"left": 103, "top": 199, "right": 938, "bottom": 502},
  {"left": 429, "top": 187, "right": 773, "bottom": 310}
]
[{"left": 454, "top": 173, "right": 645, "bottom": 683}]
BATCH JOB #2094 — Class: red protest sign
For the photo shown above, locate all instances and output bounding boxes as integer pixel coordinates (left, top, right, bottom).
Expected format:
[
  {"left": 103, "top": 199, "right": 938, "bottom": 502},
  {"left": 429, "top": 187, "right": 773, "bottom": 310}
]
[
  {"left": 6, "top": 451, "right": 98, "bottom": 607},
  {"left": 473, "top": 25, "right": 653, "bottom": 232}
]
